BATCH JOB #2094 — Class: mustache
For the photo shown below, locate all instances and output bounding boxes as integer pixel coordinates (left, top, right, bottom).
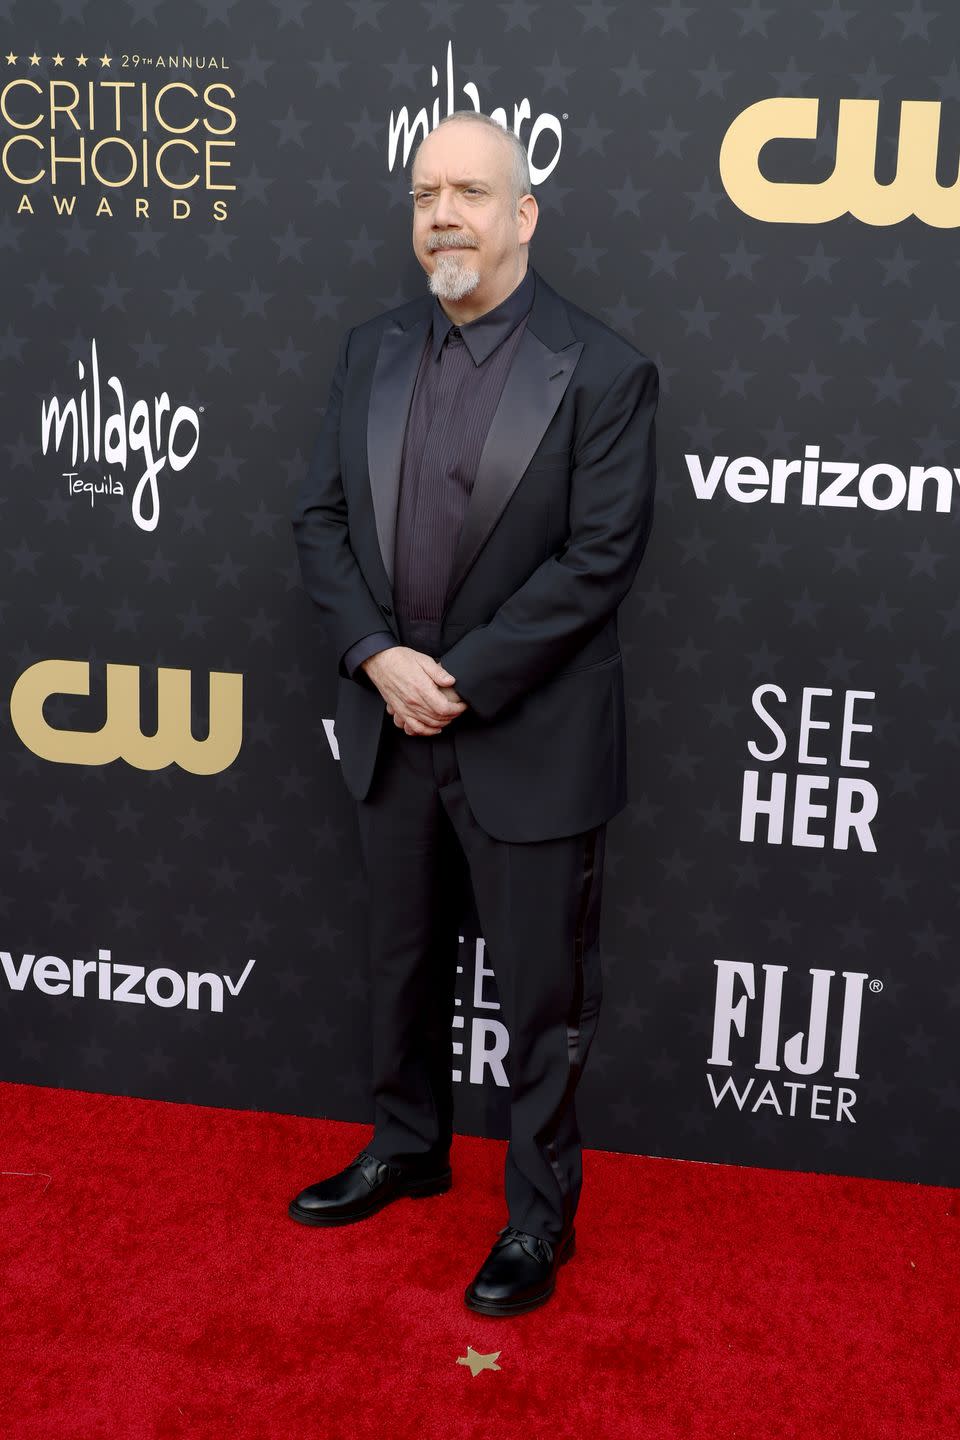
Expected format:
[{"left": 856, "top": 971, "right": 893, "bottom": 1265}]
[{"left": 427, "top": 234, "right": 479, "bottom": 251}]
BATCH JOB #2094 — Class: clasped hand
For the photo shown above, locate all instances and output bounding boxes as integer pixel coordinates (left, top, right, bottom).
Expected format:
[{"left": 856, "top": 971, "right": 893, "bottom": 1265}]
[{"left": 360, "top": 645, "right": 468, "bottom": 736}]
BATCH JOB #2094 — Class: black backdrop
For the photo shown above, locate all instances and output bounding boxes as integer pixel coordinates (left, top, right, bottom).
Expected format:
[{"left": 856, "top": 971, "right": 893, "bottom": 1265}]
[{"left": 1, "top": 0, "right": 957, "bottom": 1187}]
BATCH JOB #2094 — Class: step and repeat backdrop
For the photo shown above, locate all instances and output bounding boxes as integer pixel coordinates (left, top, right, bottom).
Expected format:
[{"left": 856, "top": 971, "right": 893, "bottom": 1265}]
[{"left": 1, "top": 0, "right": 956, "bottom": 1187}]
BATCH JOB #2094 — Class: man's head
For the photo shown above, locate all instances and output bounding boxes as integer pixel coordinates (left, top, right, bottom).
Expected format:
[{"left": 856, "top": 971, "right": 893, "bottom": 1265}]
[{"left": 409, "top": 112, "right": 538, "bottom": 314}]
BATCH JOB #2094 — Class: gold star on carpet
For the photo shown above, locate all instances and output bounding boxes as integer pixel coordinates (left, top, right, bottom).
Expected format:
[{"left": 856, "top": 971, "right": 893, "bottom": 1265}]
[
  {"left": 457, "top": 1346, "right": 501, "bottom": 1377},
  {"left": 28, "top": 52, "right": 41, "bottom": 66},
  {"left": 4, "top": 52, "right": 17, "bottom": 64},
  {"left": 76, "top": 54, "right": 88, "bottom": 66},
  {"left": 99, "top": 53, "right": 111, "bottom": 67},
  {"left": 52, "top": 53, "right": 65, "bottom": 66}
]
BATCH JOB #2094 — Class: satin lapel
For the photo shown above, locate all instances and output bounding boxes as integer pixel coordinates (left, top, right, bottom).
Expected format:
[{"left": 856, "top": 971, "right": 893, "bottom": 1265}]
[
  {"left": 366, "top": 315, "right": 429, "bottom": 588},
  {"left": 444, "top": 327, "right": 583, "bottom": 610}
]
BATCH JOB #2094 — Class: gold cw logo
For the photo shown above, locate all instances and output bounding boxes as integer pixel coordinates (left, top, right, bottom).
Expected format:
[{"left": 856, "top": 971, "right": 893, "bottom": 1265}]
[
  {"left": 10, "top": 660, "right": 242, "bottom": 775},
  {"left": 720, "top": 97, "right": 957, "bottom": 227}
]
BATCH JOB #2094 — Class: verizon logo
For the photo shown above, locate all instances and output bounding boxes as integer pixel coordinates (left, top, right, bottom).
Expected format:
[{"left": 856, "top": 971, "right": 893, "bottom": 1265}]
[
  {"left": 686, "top": 446, "right": 960, "bottom": 513},
  {"left": 2, "top": 947, "right": 255, "bottom": 1013}
]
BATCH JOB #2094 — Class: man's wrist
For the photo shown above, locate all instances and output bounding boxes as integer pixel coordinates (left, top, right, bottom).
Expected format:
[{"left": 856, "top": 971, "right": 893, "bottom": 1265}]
[
  {"left": 360, "top": 647, "right": 392, "bottom": 675},
  {"left": 343, "top": 631, "right": 399, "bottom": 681}
]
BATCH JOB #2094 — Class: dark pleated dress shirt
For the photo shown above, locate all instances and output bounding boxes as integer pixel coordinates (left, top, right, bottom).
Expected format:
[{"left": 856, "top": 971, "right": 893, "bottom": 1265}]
[{"left": 343, "top": 266, "right": 535, "bottom": 682}]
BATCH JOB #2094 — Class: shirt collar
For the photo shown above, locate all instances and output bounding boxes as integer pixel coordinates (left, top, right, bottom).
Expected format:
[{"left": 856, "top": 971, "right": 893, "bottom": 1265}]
[{"left": 430, "top": 266, "right": 535, "bottom": 365}]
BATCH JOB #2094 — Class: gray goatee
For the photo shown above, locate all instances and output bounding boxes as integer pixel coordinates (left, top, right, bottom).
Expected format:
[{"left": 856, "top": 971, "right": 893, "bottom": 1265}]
[{"left": 427, "top": 246, "right": 481, "bottom": 301}]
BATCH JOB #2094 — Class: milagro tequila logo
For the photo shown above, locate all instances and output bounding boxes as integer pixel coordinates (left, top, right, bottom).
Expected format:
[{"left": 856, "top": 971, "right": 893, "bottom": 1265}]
[
  {"left": 40, "top": 338, "right": 201, "bottom": 531},
  {"left": 388, "top": 41, "right": 564, "bottom": 185}
]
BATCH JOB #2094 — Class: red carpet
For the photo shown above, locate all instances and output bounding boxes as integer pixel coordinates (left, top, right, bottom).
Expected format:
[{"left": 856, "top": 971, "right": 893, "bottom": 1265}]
[{"left": 0, "top": 1080, "right": 956, "bottom": 1439}]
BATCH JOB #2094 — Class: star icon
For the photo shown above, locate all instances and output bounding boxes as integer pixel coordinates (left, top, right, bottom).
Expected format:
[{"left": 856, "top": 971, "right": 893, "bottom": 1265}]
[{"left": 457, "top": 1345, "right": 501, "bottom": 1377}]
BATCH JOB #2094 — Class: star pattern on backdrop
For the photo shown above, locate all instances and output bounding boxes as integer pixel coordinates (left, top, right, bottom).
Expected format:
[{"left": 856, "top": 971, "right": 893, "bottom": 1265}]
[{"left": 0, "top": 0, "right": 954, "bottom": 1188}]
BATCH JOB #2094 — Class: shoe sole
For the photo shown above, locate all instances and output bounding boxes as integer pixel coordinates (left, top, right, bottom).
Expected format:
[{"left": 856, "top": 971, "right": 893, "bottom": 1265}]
[
  {"left": 463, "top": 1233, "right": 576, "bottom": 1316},
  {"left": 287, "top": 1170, "right": 452, "bottom": 1226}
]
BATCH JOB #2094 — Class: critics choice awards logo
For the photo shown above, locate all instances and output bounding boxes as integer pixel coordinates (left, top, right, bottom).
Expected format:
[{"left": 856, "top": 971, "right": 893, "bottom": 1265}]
[{"left": 1, "top": 48, "right": 236, "bottom": 221}]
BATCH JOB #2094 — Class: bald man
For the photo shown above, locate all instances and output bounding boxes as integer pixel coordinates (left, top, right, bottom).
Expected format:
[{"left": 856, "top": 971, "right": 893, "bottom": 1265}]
[{"left": 290, "top": 110, "right": 659, "bottom": 1316}]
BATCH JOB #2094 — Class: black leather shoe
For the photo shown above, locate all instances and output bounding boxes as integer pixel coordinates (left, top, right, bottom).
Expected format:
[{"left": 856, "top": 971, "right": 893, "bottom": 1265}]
[
  {"left": 464, "top": 1224, "right": 576, "bottom": 1316},
  {"left": 288, "top": 1148, "right": 452, "bottom": 1226}
]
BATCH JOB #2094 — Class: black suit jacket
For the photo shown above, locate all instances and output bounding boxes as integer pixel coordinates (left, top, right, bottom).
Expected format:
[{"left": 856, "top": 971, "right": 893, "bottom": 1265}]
[{"left": 291, "top": 266, "right": 659, "bottom": 842}]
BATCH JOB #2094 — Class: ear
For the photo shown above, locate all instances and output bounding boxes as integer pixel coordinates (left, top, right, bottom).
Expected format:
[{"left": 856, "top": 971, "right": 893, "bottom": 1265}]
[{"left": 518, "top": 192, "right": 538, "bottom": 244}]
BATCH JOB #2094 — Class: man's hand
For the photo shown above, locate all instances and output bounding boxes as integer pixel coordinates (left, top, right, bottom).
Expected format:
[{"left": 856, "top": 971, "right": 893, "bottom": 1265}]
[{"left": 360, "top": 646, "right": 468, "bottom": 736}]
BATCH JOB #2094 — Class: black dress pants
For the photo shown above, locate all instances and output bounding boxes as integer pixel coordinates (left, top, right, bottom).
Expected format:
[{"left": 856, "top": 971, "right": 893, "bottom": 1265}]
[{"left": 353, "top": 617, "right": 607, "bottom": 1244}]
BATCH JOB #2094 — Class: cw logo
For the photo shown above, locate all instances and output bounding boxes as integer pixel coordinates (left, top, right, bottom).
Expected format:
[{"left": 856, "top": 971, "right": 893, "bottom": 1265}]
[
  {"left": 720, "top": 97, "right": 957, "bottom": 227},
  {"left": 10, "top": 660, "right": 243, "bottom": 775}
]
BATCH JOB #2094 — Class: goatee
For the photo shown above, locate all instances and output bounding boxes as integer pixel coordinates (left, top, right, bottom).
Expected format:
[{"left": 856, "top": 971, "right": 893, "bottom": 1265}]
[{"left": 427, "top": 251, "right": 481, "bottom": 301}]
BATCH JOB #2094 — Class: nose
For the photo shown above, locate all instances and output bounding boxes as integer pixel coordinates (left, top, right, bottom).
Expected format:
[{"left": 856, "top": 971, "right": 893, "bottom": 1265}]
[{"left": 431, "top": 185, "right": 462, "bottom": 228}]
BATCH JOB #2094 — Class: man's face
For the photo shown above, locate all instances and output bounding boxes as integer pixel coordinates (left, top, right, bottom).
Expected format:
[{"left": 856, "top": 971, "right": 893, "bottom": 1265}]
[{"left": 411, "top": 120, "right": 537, "bottom": 306}]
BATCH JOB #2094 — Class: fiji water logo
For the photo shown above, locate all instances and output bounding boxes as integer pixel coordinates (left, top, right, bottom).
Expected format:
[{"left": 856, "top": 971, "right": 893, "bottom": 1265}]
[
  {"left": 707, "top": 959, "right": 882, "bottom": 1124},
  {"left": 387, "top": 41, "right": 564, "bottom": 185},
  {"left": 40, "top": 338, "right": 201, "bottom": 532}
]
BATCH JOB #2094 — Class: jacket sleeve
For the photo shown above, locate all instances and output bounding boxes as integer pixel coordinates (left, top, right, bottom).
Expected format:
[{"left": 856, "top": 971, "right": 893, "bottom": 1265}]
[
  {"left": 439, "top": 355, "right": 659, "bottom": 721},
  {"left": 291, "top": 326, "right": 395, "bottom": 684}
]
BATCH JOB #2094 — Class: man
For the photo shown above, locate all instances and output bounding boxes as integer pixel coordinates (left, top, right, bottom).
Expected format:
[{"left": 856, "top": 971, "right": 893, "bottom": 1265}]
[{"left": 289, "top": 110, "right": 658, "bottom": 1317}]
